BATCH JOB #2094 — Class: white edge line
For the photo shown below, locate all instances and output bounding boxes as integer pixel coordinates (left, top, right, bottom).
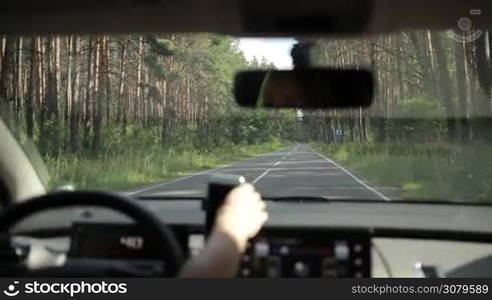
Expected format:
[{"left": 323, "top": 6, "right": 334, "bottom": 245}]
[
  {"left": 306, "top": 144, "right": 391, "bottom": 201},
  {"left": 126, "top": 146, "right": 294, "bottom": 196},
  {"left": 252, "top": 144, "right": 299, "bottom": 184}
]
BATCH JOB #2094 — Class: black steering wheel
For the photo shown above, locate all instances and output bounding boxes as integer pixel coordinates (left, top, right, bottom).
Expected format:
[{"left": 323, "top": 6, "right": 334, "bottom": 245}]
[{"left": 0, "top": 191, "right": 185, "bottom": 277}]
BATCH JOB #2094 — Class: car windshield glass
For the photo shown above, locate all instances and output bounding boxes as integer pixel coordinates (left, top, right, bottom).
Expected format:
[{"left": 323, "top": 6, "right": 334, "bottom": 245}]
[{"left": 0, "top": 28, "right": 491, "bottom": 203}]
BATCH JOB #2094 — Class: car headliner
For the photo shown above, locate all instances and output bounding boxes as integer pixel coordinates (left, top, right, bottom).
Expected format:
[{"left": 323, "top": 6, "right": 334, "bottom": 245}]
[{"left": 1, "top": 0, "right": 491, "bottom": 36}]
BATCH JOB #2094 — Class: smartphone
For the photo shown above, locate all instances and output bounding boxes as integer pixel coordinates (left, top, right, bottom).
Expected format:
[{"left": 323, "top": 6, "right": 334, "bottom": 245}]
[{"left": 204, "top": 173, "right": 246, "bottom": 236}]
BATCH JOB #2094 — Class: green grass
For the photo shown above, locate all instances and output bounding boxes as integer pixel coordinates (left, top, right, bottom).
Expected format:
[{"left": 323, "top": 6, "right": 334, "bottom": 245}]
[
  {"left": 44, "top": 140, "right": 285, "bottom": 191},
  {"left": 311, "top": 142, "right": 492, "bottom": 202}
]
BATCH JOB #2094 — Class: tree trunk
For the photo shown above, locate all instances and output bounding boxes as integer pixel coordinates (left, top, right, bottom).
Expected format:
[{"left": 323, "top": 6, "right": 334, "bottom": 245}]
[
  {"left": 83, "top": 38, "right": 94, "bottom": 142},
  {"left": 454, "top": 38, "right": 469, "bottom": 142},
  {"left": 0, "top": 36, "right": 15, "bottom": 124},
  {"left": 92, "top": 36, "right": 105, "bottom": 151},
  {"left": 44, "top": 37, "right": 59, "bottom": 122},
  {"left": 104, "top": 38, "right": 111, "bottom": 127},
  {"left": 117, "top": 42, "right": 127, "bottom": 125},
  {"left": 14, "top": 37, "right": 23, "bottom": 125},
  {"left": 430, "top": 32, "right": 458, "bottom": 142},
  {"left": 135, "top": 36, "right": 144, "bottom": 123},
  {"left": 409, "top": 31, "right": 438, "bottom": 98},
  {"left": 66, "top": 36, "right": 73, "bottom": 131},
  {"left": 69, "top": 36, "right": 81, "bottom": 152},
  {"left": 473, "top": 31, "right": 492, "bottom": 115},
  {"left": 26, "top": 37, "right": 38, "bottom": 139}
]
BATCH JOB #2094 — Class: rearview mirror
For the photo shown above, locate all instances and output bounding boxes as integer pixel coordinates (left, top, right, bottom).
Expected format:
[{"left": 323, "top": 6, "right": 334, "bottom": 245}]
[{"left": 234, "top": 69, "right": 374, "bottom": 109}]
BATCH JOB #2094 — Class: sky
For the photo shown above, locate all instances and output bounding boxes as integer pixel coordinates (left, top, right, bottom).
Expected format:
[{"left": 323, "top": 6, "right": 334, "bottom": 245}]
[{"left": 237, "top": 38, "right": 296, "bottom": 69}]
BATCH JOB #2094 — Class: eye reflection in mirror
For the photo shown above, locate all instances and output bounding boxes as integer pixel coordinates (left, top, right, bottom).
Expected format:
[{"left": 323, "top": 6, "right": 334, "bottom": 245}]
[{"left": 260, "top": 71, "right": 304, "bottom": 108}]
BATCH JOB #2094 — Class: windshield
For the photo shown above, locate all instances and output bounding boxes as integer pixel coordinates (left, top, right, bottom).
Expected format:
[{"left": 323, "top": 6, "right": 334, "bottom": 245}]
[{"left": 0, "top": 28, "right": 491, "bottom": 203}]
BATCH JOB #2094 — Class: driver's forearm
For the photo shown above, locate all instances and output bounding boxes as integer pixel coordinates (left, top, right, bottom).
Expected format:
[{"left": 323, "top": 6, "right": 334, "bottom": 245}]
[{"left": 178, "top": 230, "right": 245, "bottom": 278}]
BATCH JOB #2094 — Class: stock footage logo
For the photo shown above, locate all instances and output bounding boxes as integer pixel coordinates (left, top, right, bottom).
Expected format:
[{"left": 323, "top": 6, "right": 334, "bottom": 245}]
[
  {"left": 3, "top": 281, "right": 20, "bottom": 297},
  {"left": 1, "top": 280, "right": 128, "bottom": 298},
  {"left": 449, "top": 9, "right": 484, "bottom": 43}
]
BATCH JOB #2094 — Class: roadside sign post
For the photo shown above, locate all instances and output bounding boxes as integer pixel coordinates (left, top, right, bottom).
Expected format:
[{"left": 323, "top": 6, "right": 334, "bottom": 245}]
[{"left": 335, "top": 129, "right": 344, "bottom": 143}]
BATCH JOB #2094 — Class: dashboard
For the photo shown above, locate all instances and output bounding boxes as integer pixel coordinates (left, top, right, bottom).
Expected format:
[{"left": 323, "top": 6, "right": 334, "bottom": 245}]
[
  {"left": 70, "top": 223, "right": 159, "bottom": 260},
  {"left": 7, "top": 200, "right": 492, "bottom": 277},
  {"left": 66, "top": 223, "right": 371, "bottom": 277}
]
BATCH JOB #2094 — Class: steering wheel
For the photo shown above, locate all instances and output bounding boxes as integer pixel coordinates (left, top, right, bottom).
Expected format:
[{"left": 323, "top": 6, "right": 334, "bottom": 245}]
[{"left": 0, "top": 191, "right": 185, "bottom": 277}]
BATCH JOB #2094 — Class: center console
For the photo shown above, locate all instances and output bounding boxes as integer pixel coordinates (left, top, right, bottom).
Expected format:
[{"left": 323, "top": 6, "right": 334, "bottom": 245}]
[{"left": 238, "top": 228, "right": 371, "bottom": 277}]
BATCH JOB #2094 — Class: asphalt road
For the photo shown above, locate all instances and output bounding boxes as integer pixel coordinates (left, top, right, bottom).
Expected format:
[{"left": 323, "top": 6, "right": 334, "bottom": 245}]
[{"left": 128, "top": 144, "right": 397, "bottom": 200}]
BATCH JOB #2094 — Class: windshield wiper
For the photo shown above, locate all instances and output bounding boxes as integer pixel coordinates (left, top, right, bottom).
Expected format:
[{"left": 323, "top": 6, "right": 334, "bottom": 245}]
[
  {"left": 264, "top": 196, "right": 398, "bottom": 203},
  {"left": 135, "top": 195, "right": 492, "bottom": 207},
  {"left": 264, "top": 196, "right": 492, "bottom": 206},
  {"left": 135, "top": 196, "right": 205, "bottom": 201},
  {"left": 263, "top": 196, "right": 335, "bottom": 203}
]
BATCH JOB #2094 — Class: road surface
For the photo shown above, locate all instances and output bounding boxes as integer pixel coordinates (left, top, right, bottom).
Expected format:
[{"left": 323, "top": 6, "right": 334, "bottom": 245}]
[{"left": 128, "top": 144, "right": 397, "bottom": 200}]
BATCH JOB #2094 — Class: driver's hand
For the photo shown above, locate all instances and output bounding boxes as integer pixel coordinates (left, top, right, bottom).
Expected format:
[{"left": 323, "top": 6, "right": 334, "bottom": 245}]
[{"left": 214, "top": 183, "right": 268, "bottom": 251}]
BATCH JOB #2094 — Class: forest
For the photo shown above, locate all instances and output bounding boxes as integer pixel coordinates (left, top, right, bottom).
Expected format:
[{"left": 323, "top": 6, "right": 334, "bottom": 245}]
[
  {"left": 305, "top": 30, "right": 492, "bottom": 201},
  {"left": 302, "top": 30, "right": 492, "bottom": 144},
  {"left": 0, "top": 34, "right": 296, "bottom": 189},
  {"left": 0, "top": 30, "right": 491, "bottom": 200}
]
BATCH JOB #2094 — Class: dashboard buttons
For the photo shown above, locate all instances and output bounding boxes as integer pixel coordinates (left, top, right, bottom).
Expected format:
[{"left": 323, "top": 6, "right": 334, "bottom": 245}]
[
  {"left": 280, "top": 246, "right": 290, "bottom": 255},
  {"left": 239, "top": 230, "right": 370, "bottom": 278},
  {"left": 354, "top": 257, "right": 362, "bottom": 267},
  {"left": 337, "top": 266, "right": 349, "bottom": 277},
  {"left": 322, "top": 257, "right": 338, "bottom": 277},
  {"left": 354, "top": 258, "right": 363, "bottom": 267},
  {"left": 322, "top": 257, "right": 337, "bottom": 268},
  {"left": 293, "top": 261, "right": 310, "bottom": 277},
  {"left": 241, "top": 268, "right": 251, "bottom": 277},
  {"left": 255, "top": 241, "right": 270, "bottom": 257},
  {"left": 322, "top": 269, "right": 338, "bottom": 278},
  {"left": 266, "top": 256, "right": 281, "bottom": 277},
  {"left": 334, "top": 241, "right": 350, "bottom": 261}
]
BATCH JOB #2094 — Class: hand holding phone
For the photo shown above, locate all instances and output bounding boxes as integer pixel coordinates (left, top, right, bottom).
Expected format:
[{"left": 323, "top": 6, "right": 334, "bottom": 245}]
[
  {"left": 205, "top": 174, "right": 246, "bottom": 235},
  {"left": 205, "top": 173, "right": 268, "bottom": 245},
  {"left": 213, "top": 183, "right": 268, "bottom": 251}
]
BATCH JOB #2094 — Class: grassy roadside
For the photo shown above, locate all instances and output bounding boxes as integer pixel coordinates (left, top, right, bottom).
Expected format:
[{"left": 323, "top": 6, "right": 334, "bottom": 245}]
[
  {"left": 311, "top": 142, "right": 492, "bottom": 202},
  {"left": 44, "top": 141, "right": 285, "bottom": 191}
]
